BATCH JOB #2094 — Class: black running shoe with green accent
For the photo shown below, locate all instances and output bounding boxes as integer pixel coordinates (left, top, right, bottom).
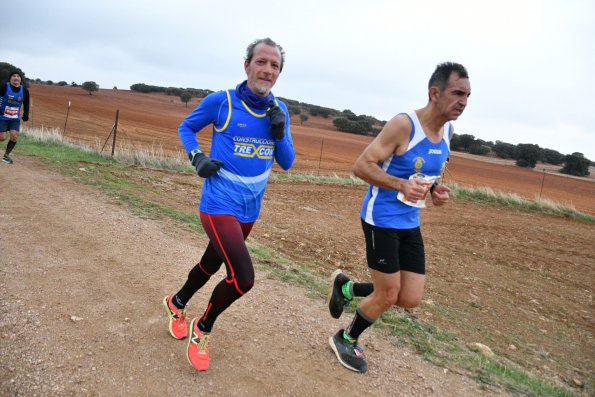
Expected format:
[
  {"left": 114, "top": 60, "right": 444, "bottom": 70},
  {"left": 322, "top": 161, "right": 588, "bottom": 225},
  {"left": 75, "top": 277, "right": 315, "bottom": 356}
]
[
  {"left": 329, "top": 329, "right": 368, "bottom": 373},
  {"left": 328, "top": 269, "right": 351, "bottom": 319},
  {"left": 2, "top": 155, "right": 13, "bottom": 164}
]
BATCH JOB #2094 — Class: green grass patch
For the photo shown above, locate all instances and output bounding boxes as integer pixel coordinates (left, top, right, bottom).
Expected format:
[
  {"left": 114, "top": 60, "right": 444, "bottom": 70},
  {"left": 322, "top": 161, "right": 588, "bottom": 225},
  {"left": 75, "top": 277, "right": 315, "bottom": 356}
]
[
  {"left": 113, "top": 193, "right": 203, "bottom": 233},
  {"left": 476, "top": 360, "right": 575, "bottom": 396},
  {"left": 272, "top": 171, "right": 365, "bottom": 185}
]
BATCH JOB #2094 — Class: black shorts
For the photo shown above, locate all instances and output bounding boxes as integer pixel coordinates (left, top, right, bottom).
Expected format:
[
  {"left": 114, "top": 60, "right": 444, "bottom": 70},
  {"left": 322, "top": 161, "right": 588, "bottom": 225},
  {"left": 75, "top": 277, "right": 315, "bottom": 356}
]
[
  {"left": 361, "top": 219, "right": 425, "bottom": 275},
  {"left": 0, "top": 119, "right": 20, "bottom": 132}
]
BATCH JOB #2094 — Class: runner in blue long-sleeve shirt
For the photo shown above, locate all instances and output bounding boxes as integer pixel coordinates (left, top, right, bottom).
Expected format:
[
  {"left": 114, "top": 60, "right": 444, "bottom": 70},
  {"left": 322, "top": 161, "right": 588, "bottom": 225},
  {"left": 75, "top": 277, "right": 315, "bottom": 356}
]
[{"left": 162, "top": 38, "right": 295, "bottom": 371}]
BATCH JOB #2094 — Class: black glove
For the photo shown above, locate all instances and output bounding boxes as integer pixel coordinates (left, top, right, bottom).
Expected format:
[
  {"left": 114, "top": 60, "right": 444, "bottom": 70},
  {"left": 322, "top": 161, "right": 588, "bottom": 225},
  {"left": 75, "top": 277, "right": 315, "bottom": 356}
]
[
  {"left": 190, "top": 151, "right": 224, "bottom": 178},
  {"left": 267, "top": 100, "right": 286, "bottom": 140},
  {"left": 22, "top": 114, "right": 29, "bottom": 122}
]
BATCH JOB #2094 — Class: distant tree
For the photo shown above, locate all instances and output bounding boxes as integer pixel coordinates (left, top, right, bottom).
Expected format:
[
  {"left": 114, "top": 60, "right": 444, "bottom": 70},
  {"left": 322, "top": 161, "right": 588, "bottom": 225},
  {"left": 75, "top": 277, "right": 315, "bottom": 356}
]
[
  {"left": 341, "top": 109, "right": 357, "bottom": 119},
  {"left": 305, "top": 104, "right": 335, "bottom": 118},
  {"left": 57, "top": 81, "right": 68, "bottom": 86},
  {"left": 82, "top": 81, "right": 99, "bottom": 95},
  {"left": 475, "top": 138, "right": 494, "bottom": 148},
  {"left": 287, "top": 105, "right": 301, "bottom": 116},
  {"left": 299, "top": 113, "right": 309, "bottom": 125},
  {"left": 46, "top": 80, "right": 54, "bottom": 85},
  {"left": 311, "top": 106, "right": 332, "bottom": 118},
  {"left": 187, "top": 88, "right": 213, "bottom": 98},
  {"left": 166, "top": 87, "right": 184, "bottom": 96},
  {"left": 468, "top": 143, "right": 491, "bottom": 155},
  {"left": 560, "top": 152, "right": 590, "bottom": 177},
  {"left": 493, "top": 141, "right": 517, "bottom": 159},
  {"left": 333, "top": 117, "right": 369, "bottom": 135},
  {"left": 180, "top": 91, "right": 192, "bottom": 107},
  {"left": 130, "top": 83, "right": 152, "bottom": 93},
  {"left": 71, "top": 81, "right": 79, "bottom": 87},
  {"left": 113, "top": 86, "right": 118, "bottom": 90},
  {"left": 450, "top": 135, "right": 462, "bottom": 151},
  {"left": 515, "top": 143, "right": 542, "bottom": 168},
  {"left": 543, "top": 148, "right": 565, "bottom": 165},
  {"left": 0, "top": 62, "right": 25, "bottom": 84},
  {"left": 456, "top": 134, "right": 476, "bottom": 151},
  {"left": 130, "top": 83, "right": 165, "bottom": 94}
]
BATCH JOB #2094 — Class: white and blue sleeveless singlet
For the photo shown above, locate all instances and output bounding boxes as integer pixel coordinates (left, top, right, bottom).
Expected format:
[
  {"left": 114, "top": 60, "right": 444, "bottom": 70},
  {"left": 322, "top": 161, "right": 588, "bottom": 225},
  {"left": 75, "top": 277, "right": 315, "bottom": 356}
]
[
  {"left": 178, "top": 88, "right": 295, "bottom": 223},
  {"left": 360, "top": 111, "right": 451, "bottom": 229}
]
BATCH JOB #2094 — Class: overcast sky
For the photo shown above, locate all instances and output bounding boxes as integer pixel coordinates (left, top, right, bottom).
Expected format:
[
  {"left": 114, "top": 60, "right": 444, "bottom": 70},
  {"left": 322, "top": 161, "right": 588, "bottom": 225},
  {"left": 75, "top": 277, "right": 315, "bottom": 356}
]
[{"left": 4, "top": 0, "right": 594, "bottom": 160}]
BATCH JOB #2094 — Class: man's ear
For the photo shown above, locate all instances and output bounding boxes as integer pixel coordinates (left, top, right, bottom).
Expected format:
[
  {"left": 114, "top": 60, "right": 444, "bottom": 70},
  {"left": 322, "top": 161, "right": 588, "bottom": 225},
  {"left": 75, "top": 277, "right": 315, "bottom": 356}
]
[
  {"left": 244, "top": 60, "right": 250, "bottom": 73},
  {"left": 429, "top": 86, "right": 440, "bottom": 102}
]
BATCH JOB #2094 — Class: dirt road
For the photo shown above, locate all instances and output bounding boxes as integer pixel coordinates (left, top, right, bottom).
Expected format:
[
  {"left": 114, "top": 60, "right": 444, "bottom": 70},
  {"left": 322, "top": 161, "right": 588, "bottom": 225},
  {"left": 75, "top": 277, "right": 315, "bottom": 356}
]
[{"left": 0, "top": 159, "right": 506, "bottom": 396}]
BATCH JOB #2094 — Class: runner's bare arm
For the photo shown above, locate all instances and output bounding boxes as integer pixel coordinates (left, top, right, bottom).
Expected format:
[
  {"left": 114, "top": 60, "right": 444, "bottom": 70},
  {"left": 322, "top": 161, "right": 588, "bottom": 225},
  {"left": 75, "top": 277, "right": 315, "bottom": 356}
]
[{"left": 353, "top": 115, "right": 427, "bottom": 200}]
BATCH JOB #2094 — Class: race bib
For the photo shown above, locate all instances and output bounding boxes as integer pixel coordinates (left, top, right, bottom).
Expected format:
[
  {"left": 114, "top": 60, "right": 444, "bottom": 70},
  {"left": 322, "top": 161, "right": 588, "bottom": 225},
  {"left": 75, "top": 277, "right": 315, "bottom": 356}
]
[{"left": 3, "top": 106, "right": 19, "bottom": 119}]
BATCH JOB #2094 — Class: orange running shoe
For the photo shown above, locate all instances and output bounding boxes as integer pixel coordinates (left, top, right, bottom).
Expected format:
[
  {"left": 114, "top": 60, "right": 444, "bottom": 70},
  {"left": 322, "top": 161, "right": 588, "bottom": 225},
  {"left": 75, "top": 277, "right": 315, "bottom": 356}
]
[
  {"left": 162, "top": 294, "right": 188, "bottom": 339},
  {"left": 186, "top": 317, "right": 211, "bottom": 371}
]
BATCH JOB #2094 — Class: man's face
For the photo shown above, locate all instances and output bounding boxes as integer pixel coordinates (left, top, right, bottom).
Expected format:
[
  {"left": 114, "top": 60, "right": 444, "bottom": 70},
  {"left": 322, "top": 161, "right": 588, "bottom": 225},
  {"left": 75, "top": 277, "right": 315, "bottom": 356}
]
[
  {"left": 9, "top": 74, "right": 21, "bottom": 87},
  {"left": 244, "top": 44, "right": 282, "bottom": 96},
  {"left": 436, "top": 73, "right": 471, "bottom": 120}
]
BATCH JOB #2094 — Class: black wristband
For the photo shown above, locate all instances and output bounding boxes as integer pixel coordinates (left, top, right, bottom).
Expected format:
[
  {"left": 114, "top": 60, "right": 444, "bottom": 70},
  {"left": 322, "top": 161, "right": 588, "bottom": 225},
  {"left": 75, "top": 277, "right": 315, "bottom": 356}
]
[{"left": 430, "top": 181, "right": 438, "bottom": 194}]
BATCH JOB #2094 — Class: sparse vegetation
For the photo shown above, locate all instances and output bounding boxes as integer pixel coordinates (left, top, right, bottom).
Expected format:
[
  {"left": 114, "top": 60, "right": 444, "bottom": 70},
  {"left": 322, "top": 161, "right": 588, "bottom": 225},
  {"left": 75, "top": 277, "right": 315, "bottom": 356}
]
[{"left": 450, "top": 183, "right": 593, "bottom": 222}]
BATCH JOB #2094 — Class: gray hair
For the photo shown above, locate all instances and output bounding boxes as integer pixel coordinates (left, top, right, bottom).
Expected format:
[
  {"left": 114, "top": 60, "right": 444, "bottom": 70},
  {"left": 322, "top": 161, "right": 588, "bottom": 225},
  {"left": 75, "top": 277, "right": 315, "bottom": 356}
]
[{"left": 245, "top": 38, "right": 285, "bottom": 72}]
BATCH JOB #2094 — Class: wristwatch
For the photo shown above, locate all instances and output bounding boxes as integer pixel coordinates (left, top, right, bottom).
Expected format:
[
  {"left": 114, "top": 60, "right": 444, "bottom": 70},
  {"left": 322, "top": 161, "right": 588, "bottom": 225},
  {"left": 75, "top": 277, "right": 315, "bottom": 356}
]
[{"left": 188, "top": 149, "right": 202, "bottom": 161}]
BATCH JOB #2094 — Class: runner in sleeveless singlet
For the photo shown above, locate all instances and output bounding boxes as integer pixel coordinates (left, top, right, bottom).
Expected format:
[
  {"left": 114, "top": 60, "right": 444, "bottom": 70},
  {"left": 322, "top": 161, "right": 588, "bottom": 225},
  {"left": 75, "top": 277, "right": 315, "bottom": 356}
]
[{"left": 328, "top": 62, "right": 471, "bottom": 373}]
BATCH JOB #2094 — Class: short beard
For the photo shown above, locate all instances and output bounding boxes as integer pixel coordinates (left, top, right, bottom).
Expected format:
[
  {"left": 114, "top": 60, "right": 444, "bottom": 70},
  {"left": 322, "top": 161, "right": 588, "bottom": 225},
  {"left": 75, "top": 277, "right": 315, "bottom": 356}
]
[{"left": 252, "top": 83, "right": 269, "bottom": 96}]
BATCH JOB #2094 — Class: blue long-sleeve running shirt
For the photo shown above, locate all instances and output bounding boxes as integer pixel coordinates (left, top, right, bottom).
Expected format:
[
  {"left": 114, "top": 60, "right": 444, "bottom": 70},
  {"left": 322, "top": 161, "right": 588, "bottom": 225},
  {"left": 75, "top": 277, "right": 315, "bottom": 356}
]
[{"left": 179, "top": 87, "right": 295, "bottom": 222}]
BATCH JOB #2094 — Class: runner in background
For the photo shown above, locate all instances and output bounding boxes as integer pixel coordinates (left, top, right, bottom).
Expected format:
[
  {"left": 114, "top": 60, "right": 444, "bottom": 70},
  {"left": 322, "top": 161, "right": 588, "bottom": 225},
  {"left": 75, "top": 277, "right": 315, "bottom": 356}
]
[{"left": 1, "top": 70, "right": 30, "bottom": 164}]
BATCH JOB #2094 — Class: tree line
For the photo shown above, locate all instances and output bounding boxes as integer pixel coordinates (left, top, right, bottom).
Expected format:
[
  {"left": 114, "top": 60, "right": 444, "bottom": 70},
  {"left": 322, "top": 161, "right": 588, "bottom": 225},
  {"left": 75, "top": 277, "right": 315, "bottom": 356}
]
[
  {"left": 452, "top": 134, "right": 591, "bottom": 177},
  {"left": 2, "top": 62, "right": 590, "bottom": 177}
]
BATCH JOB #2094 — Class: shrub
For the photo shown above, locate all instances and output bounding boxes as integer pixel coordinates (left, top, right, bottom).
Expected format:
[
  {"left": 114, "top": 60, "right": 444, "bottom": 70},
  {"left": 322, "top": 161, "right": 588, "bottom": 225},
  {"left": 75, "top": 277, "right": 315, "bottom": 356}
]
[
  {"left": 468, "top": 144, "right": 491, "bottom": 155},
  {"left": 543, "top": 148, "right": 565, "bottom": 165},
  {"left": 561, "top": 152, "right": 590, "bottom": 177},
  {"left": 515, "top": 144, "right": 542, "bottom": 168},
  {"left": 81, "top": 81, "right": 99, "bottom": 95},
  {"left": 493, "top": 141, "right": 517, "bottom": 159},
  {"left": 180, "top": 91, "right": 192, "bottom": 107}
]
